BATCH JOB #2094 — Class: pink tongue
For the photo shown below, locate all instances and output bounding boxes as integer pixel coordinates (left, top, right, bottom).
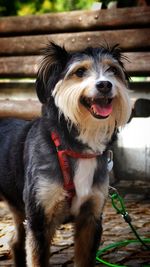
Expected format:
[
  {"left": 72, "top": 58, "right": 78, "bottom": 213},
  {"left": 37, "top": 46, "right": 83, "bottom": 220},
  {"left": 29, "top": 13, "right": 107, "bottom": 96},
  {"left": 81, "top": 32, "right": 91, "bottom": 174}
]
[{"left": 91, "top": 103, "right": 112, "bottom": 117}]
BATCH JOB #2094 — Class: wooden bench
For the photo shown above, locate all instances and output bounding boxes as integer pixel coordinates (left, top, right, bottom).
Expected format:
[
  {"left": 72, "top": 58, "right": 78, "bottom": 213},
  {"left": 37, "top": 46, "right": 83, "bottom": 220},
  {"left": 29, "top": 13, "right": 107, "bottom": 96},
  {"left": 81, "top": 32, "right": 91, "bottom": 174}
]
[{"left": 0, "top": 6, "right": 150, "bottom": 119}]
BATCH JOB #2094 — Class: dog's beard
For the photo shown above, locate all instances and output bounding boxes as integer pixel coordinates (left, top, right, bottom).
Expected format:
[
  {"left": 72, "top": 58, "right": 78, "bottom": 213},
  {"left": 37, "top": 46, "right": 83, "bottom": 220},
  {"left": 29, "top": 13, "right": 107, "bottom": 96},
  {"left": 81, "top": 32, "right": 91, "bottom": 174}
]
[
  {"left": 52, "top": 78, "right": 91, "bottom": 126},
  {"left": 52, "top": 78, "right": 131, "bottom": 151},
  {"left": 112, "top": 80, "right": 131, "bottom": 128}
]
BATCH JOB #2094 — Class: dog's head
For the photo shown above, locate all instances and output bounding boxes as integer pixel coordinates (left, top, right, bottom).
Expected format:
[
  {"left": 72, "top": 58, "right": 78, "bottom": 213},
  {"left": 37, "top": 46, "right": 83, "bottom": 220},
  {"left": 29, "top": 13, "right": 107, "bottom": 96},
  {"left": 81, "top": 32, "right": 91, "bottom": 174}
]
[{"left": 36, "top": 42, "right": 131, "bottom": 144}]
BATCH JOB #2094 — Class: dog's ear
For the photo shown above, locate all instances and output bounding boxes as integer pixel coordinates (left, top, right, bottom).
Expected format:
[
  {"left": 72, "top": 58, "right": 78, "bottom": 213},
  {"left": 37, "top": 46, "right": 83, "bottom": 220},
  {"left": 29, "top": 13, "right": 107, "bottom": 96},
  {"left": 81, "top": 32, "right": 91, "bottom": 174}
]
[
  {"left": 110, "top": 44, "right": 122, "bottom": 62},
  {"left": 36, "top": 42, "right": 69, "bottom": 103},
  {"left": 111, "top": 44, "right": 130, "bottom": 81}
]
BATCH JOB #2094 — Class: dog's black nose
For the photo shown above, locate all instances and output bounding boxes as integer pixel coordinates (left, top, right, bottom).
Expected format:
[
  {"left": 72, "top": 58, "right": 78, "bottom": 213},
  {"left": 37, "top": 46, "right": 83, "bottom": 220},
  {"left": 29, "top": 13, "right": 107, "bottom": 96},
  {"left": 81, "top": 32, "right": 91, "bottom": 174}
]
[{"left": 96, "top": 81, "right": 112, "bottom": 94}]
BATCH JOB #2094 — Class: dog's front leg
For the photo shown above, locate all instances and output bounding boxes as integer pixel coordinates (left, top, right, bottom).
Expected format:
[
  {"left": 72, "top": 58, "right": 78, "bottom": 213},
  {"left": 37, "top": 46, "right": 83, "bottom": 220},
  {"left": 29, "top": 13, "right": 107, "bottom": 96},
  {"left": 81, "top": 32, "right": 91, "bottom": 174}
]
[
  {"left": 10, "top": 209, "right": 26, "bottom": 267},
  {"left": 25, "top": 217, "right": 50, "bottom": 267},
  {"left": 24, "top": 180, "right": 67, "bottom": 267},
  {"left": 74, "top": 191, "right": 106, "bottom": 267},
  {"left": 24, "top": 197, "right": 51, "bottom": 267}
]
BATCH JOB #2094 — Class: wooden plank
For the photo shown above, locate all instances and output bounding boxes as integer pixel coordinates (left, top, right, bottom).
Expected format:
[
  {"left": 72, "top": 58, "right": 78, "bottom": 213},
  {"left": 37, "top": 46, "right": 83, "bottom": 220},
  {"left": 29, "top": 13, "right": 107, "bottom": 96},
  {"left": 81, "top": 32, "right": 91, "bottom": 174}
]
[
  {"left": 129, "top": 82, "right": 150, "bottom": 107},
  {"left": 0, "top": 52, "right": 149, "bottom": 78},
  {"left": 0, "top": 28, "right": 150, "bottom": 56},
  {"left": 1, "top": 84, "right": 149, "bottom": 111},
  {"left": 0, "top": 91, "right": 149, "bottom": 120},
  {"left": 0, "top": 7, "right": 149, "bottom": 36},
  {"left": 1, "top": 81, "right": 150, "bottom": 92},
  {"left": 124, "top": 52, "right": 150, "bottom": 75},
  {"left": 0, "top": 56, "right": 40, "bottom": 78},
  {"left": 0, "top": 100, "right": 41, "bottom": 119},
  {"left": 0, "top": 87, "right": 37, "bottom": 101}
]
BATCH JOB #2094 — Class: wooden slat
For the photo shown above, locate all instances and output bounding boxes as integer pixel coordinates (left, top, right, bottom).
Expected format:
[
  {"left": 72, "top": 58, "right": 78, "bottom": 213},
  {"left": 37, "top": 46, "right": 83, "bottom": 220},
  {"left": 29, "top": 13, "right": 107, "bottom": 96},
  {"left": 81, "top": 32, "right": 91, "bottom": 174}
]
[
  {"left": 0, "top": 28, "right": 150, "bottom": 56},
  {"left": 0, "top": 100, "right": 41, "bottom": 119},
  {"left": 0, "top": 7, "right": 149, "bottom": 36},
  {"left": 0, "top": 86, "right": 149, "bottom": 120},
  {"left": 0, "top": 81, "right": 150, "bottom": 92},
  {"left": 0, "top": 52, "right": 149, "bottom": 78},
  {"left": 0, "top": 56, "right": 40, "bottom": 77},
  {"left": 0, "top": 85, "right": 37, "bottom": 101},
  {"left": 124, "top": 52, "right": 150, "bottom": 75}
]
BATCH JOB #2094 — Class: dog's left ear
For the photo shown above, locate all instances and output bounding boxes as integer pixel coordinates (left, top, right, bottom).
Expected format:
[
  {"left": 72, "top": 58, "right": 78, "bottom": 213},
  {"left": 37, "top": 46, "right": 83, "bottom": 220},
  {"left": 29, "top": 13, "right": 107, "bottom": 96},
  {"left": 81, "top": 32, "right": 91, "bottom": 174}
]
[
  {"left": 36, "top": 42, "right": 69, "bottom": 103},
  {"left": 111, "top": 44, "right": 130, "bottom": 81},
  {"left": 110, "top": 44, "right": 122, "bottom": 62}
]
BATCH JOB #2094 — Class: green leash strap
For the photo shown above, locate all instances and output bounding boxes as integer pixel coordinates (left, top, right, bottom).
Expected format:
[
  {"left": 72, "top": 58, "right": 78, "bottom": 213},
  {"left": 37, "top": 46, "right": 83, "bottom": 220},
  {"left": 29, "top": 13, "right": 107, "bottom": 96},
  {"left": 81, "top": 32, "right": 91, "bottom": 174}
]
[
  {"left": 109, "top": 186, "right": 150, "bottom": 250},
  {"left": 96, "top": 239, "right": 150, "bottom": 267},
  {"left": 96, "top": 187, "right": 150, "bottom": 266}
]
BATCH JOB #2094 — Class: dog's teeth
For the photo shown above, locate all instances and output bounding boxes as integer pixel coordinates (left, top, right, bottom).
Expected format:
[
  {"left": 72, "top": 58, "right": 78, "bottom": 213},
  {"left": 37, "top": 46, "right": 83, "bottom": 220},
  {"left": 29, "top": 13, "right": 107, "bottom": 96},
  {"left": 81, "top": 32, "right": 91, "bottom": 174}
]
[
  {"left": 91, "top": 106, "right": 98, "bottom": 116},
  {"left": 104, "top": 98, "right": 108, "bottom": 104}
]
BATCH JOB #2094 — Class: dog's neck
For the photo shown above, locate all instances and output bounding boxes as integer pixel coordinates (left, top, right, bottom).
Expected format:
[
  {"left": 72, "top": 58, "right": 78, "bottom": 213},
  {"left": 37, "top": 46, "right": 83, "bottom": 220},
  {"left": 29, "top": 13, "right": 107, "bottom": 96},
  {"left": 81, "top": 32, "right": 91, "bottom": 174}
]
[
  {"left": 43, "top": 103, "right": 116, "bottom": 153},
  {"left": 77, "top": 116, "right": 116, "bottom": 153}
]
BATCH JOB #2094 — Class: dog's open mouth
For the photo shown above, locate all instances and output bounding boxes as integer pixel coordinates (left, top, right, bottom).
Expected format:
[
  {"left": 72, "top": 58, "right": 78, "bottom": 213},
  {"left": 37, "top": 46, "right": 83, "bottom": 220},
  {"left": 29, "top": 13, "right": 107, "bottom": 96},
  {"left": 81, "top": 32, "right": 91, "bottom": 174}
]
[{"left": 80, "top": 96, "right": 113, "bottom": 119}]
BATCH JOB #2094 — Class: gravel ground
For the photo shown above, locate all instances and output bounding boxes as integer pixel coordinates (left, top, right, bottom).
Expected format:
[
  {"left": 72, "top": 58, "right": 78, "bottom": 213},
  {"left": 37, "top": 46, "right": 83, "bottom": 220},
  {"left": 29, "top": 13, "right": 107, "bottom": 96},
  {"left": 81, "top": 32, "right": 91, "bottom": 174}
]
[{"left": 0, "top": 194, "right": 150, "bottom": 267}]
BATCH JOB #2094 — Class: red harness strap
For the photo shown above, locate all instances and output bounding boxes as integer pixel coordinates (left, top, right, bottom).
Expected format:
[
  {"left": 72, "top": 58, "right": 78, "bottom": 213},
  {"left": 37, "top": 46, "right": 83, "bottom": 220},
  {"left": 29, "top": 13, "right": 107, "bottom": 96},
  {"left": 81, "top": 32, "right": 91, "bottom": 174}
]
[{"left": 51, "top": 131, "right": 100, "bottom": 204}]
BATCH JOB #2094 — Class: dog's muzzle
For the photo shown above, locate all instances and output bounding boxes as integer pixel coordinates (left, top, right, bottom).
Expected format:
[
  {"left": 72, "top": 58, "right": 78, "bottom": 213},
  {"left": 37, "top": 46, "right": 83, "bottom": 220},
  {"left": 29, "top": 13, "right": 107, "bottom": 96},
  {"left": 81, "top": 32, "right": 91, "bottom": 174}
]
[
  {"left": 80, "top": 80, "right": 114, "bottom": 119},
  {"left": 80, "top": 96, "right": 113, "bottom": 119}
]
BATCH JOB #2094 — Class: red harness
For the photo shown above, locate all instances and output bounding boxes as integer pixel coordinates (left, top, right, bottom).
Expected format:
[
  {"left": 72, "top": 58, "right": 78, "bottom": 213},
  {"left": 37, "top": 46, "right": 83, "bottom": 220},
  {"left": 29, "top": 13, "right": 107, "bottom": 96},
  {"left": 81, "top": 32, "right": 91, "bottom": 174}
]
[{"left": 51, "top": 131, "right": 101, "bottom": 204}]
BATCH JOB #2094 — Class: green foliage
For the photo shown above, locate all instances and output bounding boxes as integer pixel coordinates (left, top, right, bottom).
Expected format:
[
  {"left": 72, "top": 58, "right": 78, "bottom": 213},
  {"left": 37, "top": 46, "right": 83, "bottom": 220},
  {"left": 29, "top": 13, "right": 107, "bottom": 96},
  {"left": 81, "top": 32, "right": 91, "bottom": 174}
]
[
  {"left": 0, "top": 0, "right": 97, "bottom": 16},
  {"left": 0, "top": 0, "right": 138, "bottom": 16}
]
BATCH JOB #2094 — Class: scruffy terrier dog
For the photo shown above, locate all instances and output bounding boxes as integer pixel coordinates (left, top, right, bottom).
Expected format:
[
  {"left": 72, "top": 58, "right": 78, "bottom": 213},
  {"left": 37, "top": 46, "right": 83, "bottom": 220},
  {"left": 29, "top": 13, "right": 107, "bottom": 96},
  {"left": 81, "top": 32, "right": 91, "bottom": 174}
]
[{"left": 0, "top": 43, "right": 131, "bottom": 267}]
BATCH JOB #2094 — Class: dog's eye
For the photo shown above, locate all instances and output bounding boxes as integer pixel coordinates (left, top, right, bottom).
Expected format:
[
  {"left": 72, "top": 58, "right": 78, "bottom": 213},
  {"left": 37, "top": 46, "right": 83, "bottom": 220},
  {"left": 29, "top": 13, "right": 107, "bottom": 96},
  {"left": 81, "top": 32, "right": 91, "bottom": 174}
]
[
  {"left": 75, "top": 67, "right": 86, "bottom": 78},
  {"left": 108, "top": 66, "right": 118, "bottom": 75}
]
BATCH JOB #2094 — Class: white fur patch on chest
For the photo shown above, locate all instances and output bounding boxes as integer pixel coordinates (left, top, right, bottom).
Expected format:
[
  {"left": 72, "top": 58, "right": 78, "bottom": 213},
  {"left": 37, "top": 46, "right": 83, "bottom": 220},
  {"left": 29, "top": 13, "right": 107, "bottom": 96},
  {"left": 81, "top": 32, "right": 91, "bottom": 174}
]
[{"left": 74, "top": 158, "right": 97, "bottom": 198}]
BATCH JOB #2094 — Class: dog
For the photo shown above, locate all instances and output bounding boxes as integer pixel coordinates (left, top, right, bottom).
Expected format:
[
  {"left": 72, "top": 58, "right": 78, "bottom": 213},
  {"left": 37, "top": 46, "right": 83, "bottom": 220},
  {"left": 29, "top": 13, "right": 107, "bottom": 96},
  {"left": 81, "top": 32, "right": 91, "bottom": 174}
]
[{"left": 0, "top": 42, "right": 131, "bottom": 267}]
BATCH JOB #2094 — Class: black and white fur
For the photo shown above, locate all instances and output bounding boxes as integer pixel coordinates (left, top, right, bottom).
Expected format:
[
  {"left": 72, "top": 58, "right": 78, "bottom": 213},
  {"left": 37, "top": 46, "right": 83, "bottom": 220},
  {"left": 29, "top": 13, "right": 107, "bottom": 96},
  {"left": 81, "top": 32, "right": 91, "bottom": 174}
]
[{"left": 0, "top": 43, "right": 131, "bottom": 267}]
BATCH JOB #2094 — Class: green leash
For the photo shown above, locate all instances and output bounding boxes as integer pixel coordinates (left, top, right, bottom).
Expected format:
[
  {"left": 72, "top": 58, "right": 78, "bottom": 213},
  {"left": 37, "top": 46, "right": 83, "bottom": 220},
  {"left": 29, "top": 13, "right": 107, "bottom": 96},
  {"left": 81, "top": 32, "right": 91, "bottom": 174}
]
[{"left": 96, "top": 187, "right": 150, "bottom": 266}]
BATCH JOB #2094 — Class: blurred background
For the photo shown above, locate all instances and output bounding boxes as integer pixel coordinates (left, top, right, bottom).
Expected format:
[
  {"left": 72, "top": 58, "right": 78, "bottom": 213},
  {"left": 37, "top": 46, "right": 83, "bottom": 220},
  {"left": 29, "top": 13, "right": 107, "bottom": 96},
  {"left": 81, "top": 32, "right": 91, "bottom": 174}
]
[
  {"left": 0, "top": 0, "right": 150, "bottom": 16},
  {"left": 0, "top": 1, "right": 150, "bottom": 266}
]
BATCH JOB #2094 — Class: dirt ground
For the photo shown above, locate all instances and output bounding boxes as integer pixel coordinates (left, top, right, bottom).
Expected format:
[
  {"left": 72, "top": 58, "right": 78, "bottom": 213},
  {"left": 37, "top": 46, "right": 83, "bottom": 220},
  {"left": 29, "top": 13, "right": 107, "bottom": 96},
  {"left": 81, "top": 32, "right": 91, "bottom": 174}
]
[{"left": 0, "top": 194, "right": 150, "bottom": 267}]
